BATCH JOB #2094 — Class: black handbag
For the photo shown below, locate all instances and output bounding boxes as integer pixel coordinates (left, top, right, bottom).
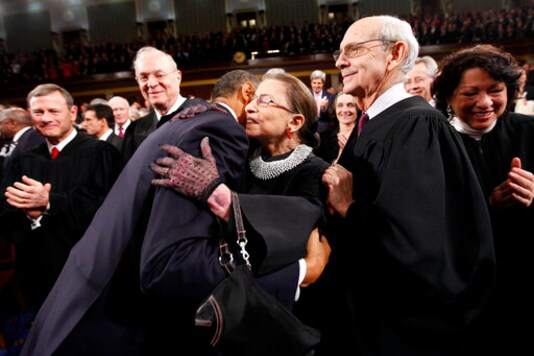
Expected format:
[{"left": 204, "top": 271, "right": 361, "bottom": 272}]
[{"left": 194, "top": 192, "right": 321, "bottom": 356}]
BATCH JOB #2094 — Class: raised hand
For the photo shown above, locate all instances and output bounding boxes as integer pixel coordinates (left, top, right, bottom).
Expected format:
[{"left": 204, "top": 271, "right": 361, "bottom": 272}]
[
  {"left": 150, "top": 137, "right": 223, "bottom": 203},
  {"left": 489, "top": 157, "right": 534, "bottom": 209}
]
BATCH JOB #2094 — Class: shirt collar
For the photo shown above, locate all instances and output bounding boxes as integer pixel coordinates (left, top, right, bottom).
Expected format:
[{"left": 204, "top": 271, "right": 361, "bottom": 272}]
[
  {"left": 99, "top": 129, "right": 113, "bottom": 141},
  {"left": 450, "top": 116, "right": 496, "bottom": 141},
  {"left": 214, "top": 102, "right": 238, "bottom": 122},
  {"left": 47, "top": 128, "right": 77, "bottom": 153},
  {"left": 13, "top": 126, "right": 32, "bottom": 142},
  {"left": 366, "top": 83, "right": 411, "bottom": 120},
  {"left": 154, "top": 95, "right": 186, "bottom": 121}
]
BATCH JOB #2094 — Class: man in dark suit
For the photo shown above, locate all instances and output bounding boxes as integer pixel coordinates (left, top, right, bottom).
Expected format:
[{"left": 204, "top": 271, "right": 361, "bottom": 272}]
[
  {"left": 108, "top": 96, "right": 131, "bottom": 139},
  {"left": 0, "top": 108, "right": 45, "bottom": 181},
  {"left": 0, "top": 107, "right": 45, "bottom": 355},
  {"left": 0, "top": 84, "right": 123, "bottom": 344},
  {"left": 310, "top": 70, "right": 336, "bottom": 133},
  {"left": 83, "top": 103, "right": 123, "bottom": 153},
  {"left": 121, "top": 46, "right": 191, "bottom": 162}
]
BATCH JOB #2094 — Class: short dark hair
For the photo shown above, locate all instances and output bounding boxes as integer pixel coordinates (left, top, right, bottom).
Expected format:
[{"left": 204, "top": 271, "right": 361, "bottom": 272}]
[
  {"left": 86, "top": 103, "right": 115, "bottom": 129},
  {"left": 432, "top": 44, "right": 521, "bottom": 116},
  {"left": 27, "top": 83, "right": 74, "bottom": 108},
  {"left": 211, "top": 70, "right": 259, "bottom": 99}
]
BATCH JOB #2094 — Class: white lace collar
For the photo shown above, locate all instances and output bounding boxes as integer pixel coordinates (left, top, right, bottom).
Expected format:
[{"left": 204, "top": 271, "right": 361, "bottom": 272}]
[{"left": 249, "top": 144, "right": 313, "bottom": 180}]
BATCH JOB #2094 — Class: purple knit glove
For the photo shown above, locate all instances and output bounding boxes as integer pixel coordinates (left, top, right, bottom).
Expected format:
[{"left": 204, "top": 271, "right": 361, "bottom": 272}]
[{"left": 151, "top": 137, "right": 223, "bottom": 203}]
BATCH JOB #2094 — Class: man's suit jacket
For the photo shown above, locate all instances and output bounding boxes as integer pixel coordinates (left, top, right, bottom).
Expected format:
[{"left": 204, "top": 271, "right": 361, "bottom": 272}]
[
  {"left": 3, "top": 127, "right": 45, "bottom": 171},
  {"left": 315, "top": 90, "right": 336, "bottom": 133}
]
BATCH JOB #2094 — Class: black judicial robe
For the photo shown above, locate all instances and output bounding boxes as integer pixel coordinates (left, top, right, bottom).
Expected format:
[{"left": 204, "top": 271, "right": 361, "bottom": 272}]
[
  {"left": 0, "top": 133, "right": 122, "bottom": 308},
  {"left": 456, "top": 112, "right": 534, "bottom": 355},
  {"left": 236, "top": 149, "right": 329, "bottom": 275},
  {"left": 335, "top": 96, "right": 496, "bottom": 356},
  {"left": 21, "top": 109, "right": 314, "bottom": 355},
  {"left": 121, "top": 99, "right": 192, "bottom": 163},
  {"left": 313, "top": 127, "right": 340, "bottom": 164}
]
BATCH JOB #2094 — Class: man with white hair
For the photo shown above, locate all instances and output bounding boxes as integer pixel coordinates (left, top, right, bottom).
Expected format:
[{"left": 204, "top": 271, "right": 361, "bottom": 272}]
[
  {"left": 322, "top": 15, "right": 495, "bottom": 355},
  {"left": 404, "top": 55, "right": 438, "bottom": 106},
  {"left": 122, "top": 46, "right": 192, "bottom": 162},
  {"left": 310, "top": 69, "right": 335, "bottom": 133},
  {"left": 108, "top": 96, "right": 131, "bottom": 139}
]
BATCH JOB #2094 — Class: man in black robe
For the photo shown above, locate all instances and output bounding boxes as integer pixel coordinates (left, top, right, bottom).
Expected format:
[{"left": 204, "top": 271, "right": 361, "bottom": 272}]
[
  {"left": 322, "top": 15, "right": 496, "bottom": 355},
  {"left": 0, "top": 84, "right": 122, "bottom": 326},
  {"left": 121, "top": 46, "right": 191, "bottom": 162}
]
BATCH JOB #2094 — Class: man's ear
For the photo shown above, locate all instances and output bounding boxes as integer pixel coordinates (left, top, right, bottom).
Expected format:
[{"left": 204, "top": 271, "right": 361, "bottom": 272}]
[
  {"left": 387, "top": 41, "right": 408, "bottom": 71},
  {"left": 240, "top": 82, "right": 255, "bottom": 104}
]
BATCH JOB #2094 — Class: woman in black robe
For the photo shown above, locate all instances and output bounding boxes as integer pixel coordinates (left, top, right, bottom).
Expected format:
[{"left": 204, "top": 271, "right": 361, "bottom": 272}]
[
  {"left": 432, "top": 44, "right": 534, "bottom": 355},
  {"left": 152, "top": 72, "right": 351, "bottom": 354}
]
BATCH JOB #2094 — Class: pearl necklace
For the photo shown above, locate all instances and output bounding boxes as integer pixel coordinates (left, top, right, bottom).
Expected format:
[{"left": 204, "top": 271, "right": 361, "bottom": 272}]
[{"left": 249, "top": 144, "right": 313, "bottom": 180}]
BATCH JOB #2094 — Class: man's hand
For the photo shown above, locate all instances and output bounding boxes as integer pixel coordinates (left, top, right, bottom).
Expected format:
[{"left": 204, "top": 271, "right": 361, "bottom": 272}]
[
  {"left": 322, "top": 164, "right": 355, "bottom": 217},
  {"left": 301, "top": 228, "right": 331, "bottom": 288},
  {"left": 5, "top": 176, "right": 51, "bottom": 218},
  {"left": 489, "top": 157, "right": 534, "bottom": 209},
  {"left": 207, "top": 183, "right": 232, "bottom": 221},
  {"left": 171, "top": 101, "right": 226, "bottom": 121},
  {"left": 150, "top": 137, "right": 223, "bottom": 203}
]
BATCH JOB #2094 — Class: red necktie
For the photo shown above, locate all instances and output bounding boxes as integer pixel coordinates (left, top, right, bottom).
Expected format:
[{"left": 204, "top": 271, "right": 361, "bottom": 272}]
[
  {"left": 357, "top": 112, "right": 369, "bottom": 135},
  {"left": 118, "top": 125, "right": 124, "bottom": 138},
  {"left": 51, "top": 147, "right": 60, "bottom": 160}
]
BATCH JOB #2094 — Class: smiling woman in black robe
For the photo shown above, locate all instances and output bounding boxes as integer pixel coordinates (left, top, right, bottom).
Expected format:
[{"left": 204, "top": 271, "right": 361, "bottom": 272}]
[{"left": 433, "top": 44, "right": 534, "bottom": 355}]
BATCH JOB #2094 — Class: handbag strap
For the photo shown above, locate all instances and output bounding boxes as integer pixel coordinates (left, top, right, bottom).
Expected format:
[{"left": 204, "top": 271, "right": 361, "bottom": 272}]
[
  {"left": 231, "top": 191, "right": 251, "bottom": 270},
  {"left": 217, "top": 191, "right": 252, "bottom": 273}
]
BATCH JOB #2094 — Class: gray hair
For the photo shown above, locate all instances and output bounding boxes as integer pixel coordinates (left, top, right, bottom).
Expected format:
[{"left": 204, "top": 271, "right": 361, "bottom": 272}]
[
  {"left": 310, "top": 70, "right": 326, "bottom": 82},
  {"left": 0, "top": 107, "right": 32, "bottom": 125},
  {"left": 132, "top": 46, "right": 178, "bottom": 74},
  {"left": 374, "top": 16, "right": 419, "bottom": 74},
  {"left": 415, "top": 56, "right": 439, "bottom": 78},
  {"left": 27, "top": 83, "right": 74, "bottom": 108}
]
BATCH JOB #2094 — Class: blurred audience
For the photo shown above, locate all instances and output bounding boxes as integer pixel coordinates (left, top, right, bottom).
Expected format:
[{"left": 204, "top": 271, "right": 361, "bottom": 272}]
[{"left": 0, "top": 5, "right": 532, "bottom": 85}]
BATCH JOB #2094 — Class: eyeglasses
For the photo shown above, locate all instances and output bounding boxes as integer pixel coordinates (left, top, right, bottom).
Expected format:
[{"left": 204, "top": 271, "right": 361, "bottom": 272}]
[
  {"left": 135, "top": 70, "right": 176, "bottom": 84},
  {"left": 333, "top": 39, "right": 394, "bottom": 62},
  {"left": 254, "top": 95, "right": 296, "bottom": 114}
]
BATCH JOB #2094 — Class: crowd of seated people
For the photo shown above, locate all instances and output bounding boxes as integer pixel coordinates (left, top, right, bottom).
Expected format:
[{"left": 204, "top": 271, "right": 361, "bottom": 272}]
[{"left": 0, "top": 5, "right": 533, "bottom": 86}]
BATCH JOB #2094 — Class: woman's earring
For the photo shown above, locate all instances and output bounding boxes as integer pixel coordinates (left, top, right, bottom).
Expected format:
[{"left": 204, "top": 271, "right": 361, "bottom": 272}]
[
  {"left": 287, "top": 127, "right": 292, "bottom": 139},
  {"left": 446, "top": 105, "right": 454, "bottom": 121}
]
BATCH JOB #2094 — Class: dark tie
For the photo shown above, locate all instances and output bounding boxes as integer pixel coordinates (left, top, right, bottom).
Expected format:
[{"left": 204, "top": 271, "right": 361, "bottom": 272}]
[
  {"left": 118, "top": 125, "right": 124, "bottom": 138},
  {"left": 357, "top": 112, "right": 369, "bottom": 135},
  {"left": 51, "top": 147, "right": 60, "bottom": 160}
]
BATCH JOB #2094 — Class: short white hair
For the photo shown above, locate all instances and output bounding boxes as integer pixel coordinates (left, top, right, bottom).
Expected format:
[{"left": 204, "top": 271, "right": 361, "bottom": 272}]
[
  {"left": 310, "top": 70, "right": 326, "bottom": 82},
  {"left": 374, "top": 15, "right": 419, "bottom": 74}
]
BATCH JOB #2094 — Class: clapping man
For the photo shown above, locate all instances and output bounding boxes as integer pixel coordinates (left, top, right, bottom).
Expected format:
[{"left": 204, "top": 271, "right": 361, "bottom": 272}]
[{"left": 0, "top": 84, "right": 122, "bottom": 352}]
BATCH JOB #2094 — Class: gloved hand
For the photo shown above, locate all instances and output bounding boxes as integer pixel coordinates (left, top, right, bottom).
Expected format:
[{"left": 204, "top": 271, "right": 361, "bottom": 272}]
[{"left": 151, "top": 137, "right": 223, "bottom": 203}]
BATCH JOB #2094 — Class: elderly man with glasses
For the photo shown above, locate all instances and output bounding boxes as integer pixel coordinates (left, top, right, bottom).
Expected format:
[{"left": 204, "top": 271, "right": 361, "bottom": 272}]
[
  {"left": 121, "top": 46, "right": 194, "bottom": 162},
  {"left": 322, "top": 15, "right": 496, "bottom": 356}
]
